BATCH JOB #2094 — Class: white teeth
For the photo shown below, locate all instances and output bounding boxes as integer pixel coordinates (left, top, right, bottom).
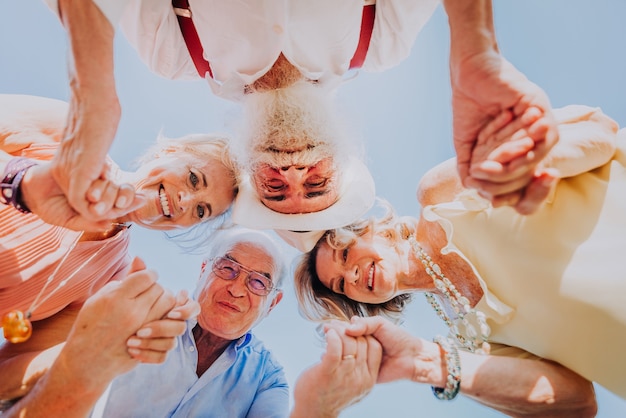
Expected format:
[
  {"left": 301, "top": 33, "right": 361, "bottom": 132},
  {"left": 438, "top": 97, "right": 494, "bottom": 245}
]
[
  {"left": 159, "top": 187, "right": 171, "bottom": 217},
  {"left": 367, "top": 264, "right": 374, "bottom": 289}
]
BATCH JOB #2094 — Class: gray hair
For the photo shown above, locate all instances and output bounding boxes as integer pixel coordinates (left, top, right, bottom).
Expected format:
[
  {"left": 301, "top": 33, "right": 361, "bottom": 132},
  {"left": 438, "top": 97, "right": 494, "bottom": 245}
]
[{"left": 194, "top": 227, "right": 287, "bottom": 298}]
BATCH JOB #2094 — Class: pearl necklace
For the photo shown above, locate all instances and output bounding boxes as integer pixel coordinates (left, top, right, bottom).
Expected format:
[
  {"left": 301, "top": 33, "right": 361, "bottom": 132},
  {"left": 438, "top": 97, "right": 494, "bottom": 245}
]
[
  {"left": 409, "top": 236, "right": 491, "bottom": 354},
  {"left": 1, "top": 223, "right": 129, "bottom": 343}
]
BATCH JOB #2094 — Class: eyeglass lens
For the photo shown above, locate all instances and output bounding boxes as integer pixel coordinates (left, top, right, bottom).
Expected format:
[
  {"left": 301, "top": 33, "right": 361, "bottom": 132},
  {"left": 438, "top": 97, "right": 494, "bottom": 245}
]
[{"left": 212, "top": 257, "right": 273, "bottom": 296}]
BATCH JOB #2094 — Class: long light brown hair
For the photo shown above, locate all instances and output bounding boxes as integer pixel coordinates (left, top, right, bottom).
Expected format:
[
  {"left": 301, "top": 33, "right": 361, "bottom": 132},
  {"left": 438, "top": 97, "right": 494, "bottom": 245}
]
[{"left": 293, "top": 201, "right": 418, "bottom": 323}]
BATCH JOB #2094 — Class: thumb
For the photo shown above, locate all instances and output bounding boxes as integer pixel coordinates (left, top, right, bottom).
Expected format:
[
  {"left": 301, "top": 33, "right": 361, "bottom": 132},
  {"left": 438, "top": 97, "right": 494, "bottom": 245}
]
[{"left": 129, "top": 256, "right": 147, "bottom": 274}]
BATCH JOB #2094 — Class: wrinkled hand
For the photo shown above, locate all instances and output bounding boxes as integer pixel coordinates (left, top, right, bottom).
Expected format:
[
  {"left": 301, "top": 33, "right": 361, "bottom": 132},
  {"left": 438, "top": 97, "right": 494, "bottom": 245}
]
[
  {"left": 292, "top": 322, "right": 381, "bottom": 418},
  {"left": 58, "top": 257, "right": 176, "bottom": 383},
  {"left": 451, "top": 51, "right": 559, "bottom": 214},
  {"left": 49, "top": 88, "right": 137, "bottom": 222},
  {"left": 464, "top": 108, "right": 560, "bottom": 212},
  {"left": 344, "top": 316, "right": 438, "bottom": 384},
  {"left": 127, "top": 290, "right": 200, "bottom": 363},
  {"left": 23, "top": 162, "right": 144, "bottom": 232}
]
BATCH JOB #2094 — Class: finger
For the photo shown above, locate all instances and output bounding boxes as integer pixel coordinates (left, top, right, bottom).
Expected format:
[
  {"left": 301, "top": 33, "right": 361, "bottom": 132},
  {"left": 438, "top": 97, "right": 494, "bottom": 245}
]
[
  {"left": 514, "top": 170, "right": 558, "bottom": 215},
  {"left": 322, "top": 328, "right": 343, "bottom": 366},
  {"left": 116, "top": 258, "right": 158, "bottom": 298},
  {"left": 490, "top": 190, "right": 522, "bottom": 209},
  {"left": 344, "top": 316, "right": 383, "bottom": 338},
  {"left": 141, "top": 288, "right": 176, "bottom": 324},
  {"left": 365, "top": 335, "right": 382, "bottom": 379},
  {"left": 85, "top": 178, "right": 110, "bottom": 203},
  {"left": 129, "top": 256, "right": 147, "bottom": 273},
  {"left": 135, "top": 319, "right": 187, "bottom": 339},
  {"left": 114, "top": 183, "right": 138, "bottom": 210},
  {"left": 354, "top": 335, "right": 368, "bottom": 362},
  {"left": 476, "top": 109, "right": 514, "bottom": 144},
  {"left": 167, "top": 299, "right": 200, "bottom": 321},
  {"left": 127, "top": 347, "right": 170, "bottom": 364},
  {"left": 127, "top": 335, "right": 179, "bottom": 353},
  {"left": 465, "top": 171, "right": 535, "bottom": 198}
]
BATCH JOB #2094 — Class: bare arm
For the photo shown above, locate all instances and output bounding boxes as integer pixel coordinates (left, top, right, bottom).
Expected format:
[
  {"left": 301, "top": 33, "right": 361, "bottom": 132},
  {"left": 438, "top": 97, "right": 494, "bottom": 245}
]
[
  {"left": 0, "top": 307, "right": 77, "bottom": 401},
  {"left": 46, "top": 0, "right": 136, "bottom": 223},
  {"left": 3, "top": 258, "right": 179, "bottom": 418},
  {"left": 442, "top": 0, "right": 559, "bottom": 215},
  {"left": 343, "top": 316, "right": 597, "bottom": 418}
]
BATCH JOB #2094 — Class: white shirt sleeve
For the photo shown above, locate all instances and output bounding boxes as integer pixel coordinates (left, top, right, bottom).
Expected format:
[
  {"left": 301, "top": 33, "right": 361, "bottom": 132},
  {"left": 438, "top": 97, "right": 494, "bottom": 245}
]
[{"left": 364, "top": 0, "right": 441, "bottom": 72}]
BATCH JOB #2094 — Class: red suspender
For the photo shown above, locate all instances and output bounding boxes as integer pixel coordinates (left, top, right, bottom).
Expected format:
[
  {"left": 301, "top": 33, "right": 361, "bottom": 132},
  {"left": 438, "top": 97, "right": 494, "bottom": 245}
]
[
  {"left": 172, "top": 2, "right": 376, "bottom": 78},
  {"left": 172, "top": 0, "right": 213, "bottom": 78},
  {"left": 349, "top": 4, "right": 376, "bottom": 70}
]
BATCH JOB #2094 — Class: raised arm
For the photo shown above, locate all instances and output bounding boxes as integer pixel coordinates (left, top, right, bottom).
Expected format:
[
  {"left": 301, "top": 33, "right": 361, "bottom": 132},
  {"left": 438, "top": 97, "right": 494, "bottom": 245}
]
[
  {"left": 42, "top": 0, "right": 136, "bottom": 223},
  {"left": 2, "top": 258, "right": 182, "bottom": 418},
  {"left": 442, "top": 0, "right": 559, "bottom": 215},
  {"left": 343, "top": 316, "right": 596, "bottom": 418}
]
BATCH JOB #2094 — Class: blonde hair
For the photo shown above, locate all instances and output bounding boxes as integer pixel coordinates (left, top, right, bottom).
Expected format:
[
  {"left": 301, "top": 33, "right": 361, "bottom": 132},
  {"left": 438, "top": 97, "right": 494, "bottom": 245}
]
[
  {"left": 136, "top": 132, "right": 240, "bottom": 188},
  {"left": 136, "top": 133, "right": 241, "bottom": 251},
  {"left": 293, "top": 200, "right": 418, "bottom": 324}
]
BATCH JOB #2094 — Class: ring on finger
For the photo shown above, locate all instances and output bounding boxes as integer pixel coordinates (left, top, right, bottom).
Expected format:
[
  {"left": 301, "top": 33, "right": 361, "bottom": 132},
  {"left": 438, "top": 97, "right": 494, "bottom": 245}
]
[{"left": 342, "top": 354, "right": 356, "bottom": 360}]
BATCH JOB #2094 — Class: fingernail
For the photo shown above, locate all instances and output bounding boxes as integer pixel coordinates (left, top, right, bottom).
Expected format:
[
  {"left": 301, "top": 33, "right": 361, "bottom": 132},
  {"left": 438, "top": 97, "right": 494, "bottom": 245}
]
[
  {"left": 91, "top": 189, "right": 102, "bottom": 200},
  {"left": 127, "top": 337, "right": 141, "bottom": 347},
  {"left": 167, "top": 311, "right": 182, "bottom": 319},
  {"left": 95, "top": 202, "right": 106, "bottom": 215},
  {"left": 116, "top": 196, "right": 128, "bottom": 208},
  {"left": 128, "top": 348, "right": 141, "bottom": 356},
  {"left": 136, "top": 328, "right": 152, "bottom": 338}
]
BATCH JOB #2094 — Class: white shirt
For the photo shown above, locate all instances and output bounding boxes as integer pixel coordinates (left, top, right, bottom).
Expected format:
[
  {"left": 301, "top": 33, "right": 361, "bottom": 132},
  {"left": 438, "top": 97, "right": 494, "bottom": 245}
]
[{"left": 44, "top": 0, "right": 440, "bottom": 101}]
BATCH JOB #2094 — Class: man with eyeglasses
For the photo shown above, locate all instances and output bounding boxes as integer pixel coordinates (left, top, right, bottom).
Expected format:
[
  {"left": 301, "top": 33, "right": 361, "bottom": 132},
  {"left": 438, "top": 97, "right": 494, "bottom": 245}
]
[{"left": 94, "top": 227, "right": 381, "bottom": 417}]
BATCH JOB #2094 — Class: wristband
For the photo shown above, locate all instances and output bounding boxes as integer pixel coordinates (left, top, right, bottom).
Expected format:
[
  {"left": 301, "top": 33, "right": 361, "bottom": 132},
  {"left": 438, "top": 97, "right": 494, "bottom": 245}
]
[
  {"left": 431, "top": 335, "right": 461, "bottom": 401},
  {"left": 0, "top": 157, "right": 39, "bottom": 213}
]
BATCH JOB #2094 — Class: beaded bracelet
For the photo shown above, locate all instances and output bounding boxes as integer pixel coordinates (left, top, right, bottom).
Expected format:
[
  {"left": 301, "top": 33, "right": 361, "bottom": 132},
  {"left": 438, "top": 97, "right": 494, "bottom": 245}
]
[
  {"left": 0, "top": 157, "right": 39, "bottom": 213},
  {"left": 431, "top": 335, "right": 461, "bottom": 401}
]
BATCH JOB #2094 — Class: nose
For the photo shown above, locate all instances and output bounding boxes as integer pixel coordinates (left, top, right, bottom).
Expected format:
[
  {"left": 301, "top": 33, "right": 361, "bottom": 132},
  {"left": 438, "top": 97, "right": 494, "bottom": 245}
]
[
  {"left": 280, "top": 165, "right": 308, "bottom": 181},
  {"left": 346, "top": 264, "right": 359, "bottom": 286},
  {"left": 227, "top": 274, "right": 248, "bottom": 297},
  {"left": 177, "top": 190, "right": 190, "bottom": 212}
]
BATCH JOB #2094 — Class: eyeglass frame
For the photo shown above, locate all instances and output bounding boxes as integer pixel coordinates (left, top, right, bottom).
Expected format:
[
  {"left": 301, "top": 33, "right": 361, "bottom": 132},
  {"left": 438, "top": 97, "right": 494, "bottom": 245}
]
[{"left": 210, "top": 256, "right": 275, "bottom": 296}]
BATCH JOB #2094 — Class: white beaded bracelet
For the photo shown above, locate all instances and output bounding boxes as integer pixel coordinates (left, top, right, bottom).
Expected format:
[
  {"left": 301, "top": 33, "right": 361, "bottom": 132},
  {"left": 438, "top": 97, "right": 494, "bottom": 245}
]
[{"left": 432, "top": 335, "right": 461, "bottom": 401}]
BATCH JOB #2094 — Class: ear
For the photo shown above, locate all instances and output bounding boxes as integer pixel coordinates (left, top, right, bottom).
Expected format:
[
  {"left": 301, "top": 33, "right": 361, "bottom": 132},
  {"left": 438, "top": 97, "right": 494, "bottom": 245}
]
[{"left": 267, "top": 290, "right": 283, "bottom": 314}]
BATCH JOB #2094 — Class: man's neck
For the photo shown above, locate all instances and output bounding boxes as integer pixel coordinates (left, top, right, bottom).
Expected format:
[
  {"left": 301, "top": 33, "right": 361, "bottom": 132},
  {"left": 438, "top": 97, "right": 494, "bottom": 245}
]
[
  {"left": 193, "top": 324, "right": 235, "bottom": 377},
  {"left": 251, "top": 53, "right": 304, "bottom": 91}
]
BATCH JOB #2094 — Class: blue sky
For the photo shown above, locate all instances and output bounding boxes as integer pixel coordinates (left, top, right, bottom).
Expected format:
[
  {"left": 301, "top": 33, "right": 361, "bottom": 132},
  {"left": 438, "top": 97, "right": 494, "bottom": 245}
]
[{"left": 2, "top": 1, "right": 626, "bottom": 416}]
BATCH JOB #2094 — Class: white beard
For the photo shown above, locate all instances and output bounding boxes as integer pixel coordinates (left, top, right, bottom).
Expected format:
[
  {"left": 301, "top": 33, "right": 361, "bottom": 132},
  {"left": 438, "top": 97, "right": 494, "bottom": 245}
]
[{"left": 238, "top": 81, "right": 348, "bottom": 169}]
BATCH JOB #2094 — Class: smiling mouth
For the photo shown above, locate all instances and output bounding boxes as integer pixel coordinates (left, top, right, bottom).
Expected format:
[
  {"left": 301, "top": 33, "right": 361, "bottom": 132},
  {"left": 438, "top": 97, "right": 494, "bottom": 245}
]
[
  {"left": 159, "top": 185, "right": 172, "bottom": 217},
  {"left": 218, "top": 301, "right": 240, "bottom": 312},
  {"left": 367, "top": 263, "right": 375, "bottom": 290}
]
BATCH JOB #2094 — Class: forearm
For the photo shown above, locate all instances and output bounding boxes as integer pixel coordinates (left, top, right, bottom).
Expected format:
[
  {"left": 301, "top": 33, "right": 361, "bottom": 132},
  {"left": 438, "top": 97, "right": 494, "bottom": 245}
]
[
  {"left": 458, "top": 351, "right": 597, "bottom": 417},
  {"left": 442, "top": 0, "right": 498, "bottom": 68},
  {"left": 3, "top": 349, "right": 110, "bottom": 418},
  {"left": 58, "top": 0, "right": 120, "bottom": 150}
]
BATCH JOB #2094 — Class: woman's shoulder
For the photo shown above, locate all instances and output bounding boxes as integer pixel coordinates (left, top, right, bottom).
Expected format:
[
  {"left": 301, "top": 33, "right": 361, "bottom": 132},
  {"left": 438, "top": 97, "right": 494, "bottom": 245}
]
[
  {"left": 0, "top": 95, "right": 67, "bottom": 154},
  {"left": 416, "top": 158, "right": 464, "bottom": 207}
]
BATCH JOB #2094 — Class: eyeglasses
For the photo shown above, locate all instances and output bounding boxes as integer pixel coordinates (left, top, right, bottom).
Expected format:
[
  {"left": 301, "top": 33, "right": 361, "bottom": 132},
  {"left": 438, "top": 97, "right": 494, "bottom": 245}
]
[{"left": 211, "top": 256, "right": 274, "bottom": 296}]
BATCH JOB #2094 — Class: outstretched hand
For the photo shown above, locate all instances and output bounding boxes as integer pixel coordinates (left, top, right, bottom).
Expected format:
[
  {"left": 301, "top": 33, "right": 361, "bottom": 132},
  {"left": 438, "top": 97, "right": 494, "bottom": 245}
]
[
  {"left": 291, "top": 322, "right": 381, "bottom": 418},
  {"left": 344, "top": 316, "right": 445, "bottom": 386},
  {"left": 451, "top": 51, "right": 559, "bottom": 214}
]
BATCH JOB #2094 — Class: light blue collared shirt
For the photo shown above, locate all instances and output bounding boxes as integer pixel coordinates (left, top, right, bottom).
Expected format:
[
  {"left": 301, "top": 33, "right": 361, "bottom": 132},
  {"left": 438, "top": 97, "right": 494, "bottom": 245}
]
[{"left": 97, "top": 322, "right": 289, "bottom": 418}]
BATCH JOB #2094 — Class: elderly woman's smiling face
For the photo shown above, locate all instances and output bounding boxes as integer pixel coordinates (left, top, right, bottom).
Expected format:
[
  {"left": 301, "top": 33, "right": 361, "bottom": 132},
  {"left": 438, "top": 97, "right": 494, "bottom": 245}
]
[
  {"left": 125, "top": 153, "right": 236, "bottom": 230},
  {"left": 314, "top": 231, "right": 404, "bottom": 304}
]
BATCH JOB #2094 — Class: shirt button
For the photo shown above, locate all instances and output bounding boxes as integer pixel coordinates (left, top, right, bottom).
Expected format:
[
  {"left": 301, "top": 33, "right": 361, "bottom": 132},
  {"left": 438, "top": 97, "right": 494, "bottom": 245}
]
[
  {"left": 189, "top": 346, "right": 195, "bottom": 352},
  {"left": 272, "top": 24, "right": 283, "bottom": 35}
]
